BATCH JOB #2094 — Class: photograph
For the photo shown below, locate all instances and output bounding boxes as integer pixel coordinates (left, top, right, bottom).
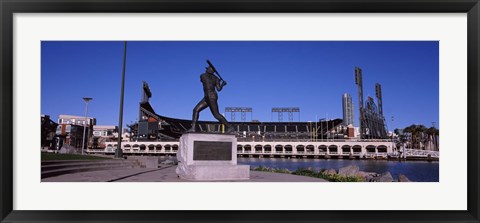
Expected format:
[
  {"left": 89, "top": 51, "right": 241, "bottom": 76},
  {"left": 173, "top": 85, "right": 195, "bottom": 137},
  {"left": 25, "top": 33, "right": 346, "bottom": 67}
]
[
  {"left": 2, "top": 1, "right": 479, "bottom": 222},
  {"left": 40, "top": 41, "right": 439, "bottom": 183}
]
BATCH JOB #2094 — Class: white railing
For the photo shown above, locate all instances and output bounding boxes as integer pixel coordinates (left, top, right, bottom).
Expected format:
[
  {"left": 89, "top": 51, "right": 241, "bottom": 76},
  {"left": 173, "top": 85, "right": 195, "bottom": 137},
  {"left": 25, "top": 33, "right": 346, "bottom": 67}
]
[
  {"left": 104, "top": 141, "right": 396, "bottom": 155},
  {"left": 403, "top": 149, "right": 439, "bottom": 158},
  {"left": 376, "top": 152, "right": 388, "bottom": 157}
]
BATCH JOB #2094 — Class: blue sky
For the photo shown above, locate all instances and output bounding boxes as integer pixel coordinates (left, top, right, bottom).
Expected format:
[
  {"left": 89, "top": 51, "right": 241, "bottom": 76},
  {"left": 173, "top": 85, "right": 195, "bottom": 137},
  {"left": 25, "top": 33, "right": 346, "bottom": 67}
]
[{"left": 41, "top": 41, "right": 439, "bottom": 130}]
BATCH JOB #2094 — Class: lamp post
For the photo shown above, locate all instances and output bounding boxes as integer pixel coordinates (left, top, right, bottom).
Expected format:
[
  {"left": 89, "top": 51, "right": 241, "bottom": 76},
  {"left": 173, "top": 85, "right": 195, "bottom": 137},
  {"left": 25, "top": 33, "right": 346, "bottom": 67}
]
[
  {"left": 391, "top": 116, "right": 395, "bottom": 151},
  {"left": 116, "top": 41, "right": 127, "bottom": 158},
  {"left": 320, "top": 118, "right": 325, "bottom": 142},
  {"left": 432, "top": 121, "right": 437, "bottom": 151},
  {"left": 81, "top": 97, "right": 92, "bottom": 155},
  {"left": 326, "top": 113, "right": 329, "bottom": 142}
]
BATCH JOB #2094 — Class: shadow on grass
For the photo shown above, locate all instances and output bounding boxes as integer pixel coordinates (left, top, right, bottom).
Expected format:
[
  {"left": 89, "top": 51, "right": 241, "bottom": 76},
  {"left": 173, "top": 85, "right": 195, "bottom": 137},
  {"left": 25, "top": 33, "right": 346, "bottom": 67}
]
[{"left": 41, "top": 152, "right": 112, "bottom": 161}]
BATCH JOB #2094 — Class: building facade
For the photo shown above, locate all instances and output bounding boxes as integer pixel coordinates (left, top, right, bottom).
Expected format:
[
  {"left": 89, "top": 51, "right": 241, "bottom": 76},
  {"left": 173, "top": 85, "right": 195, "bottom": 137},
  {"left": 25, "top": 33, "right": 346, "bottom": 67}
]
[
  {"left": 41, "top": 114, "right": 58, "bottom": 150},
  {"left": 58, "top": 114, "right": 96, "bottom": 126},
  {"left": 91, "top": 125, "right": 118, "bottom": 150},
  {"left": 93, "top": 125, "right": 118, "bottom": 137},
  {"left": 342, "top": 93, "right": 354, "bottom": 126},
  {"left": 56, "top": 114, "right": 97, "bottom": 149}
]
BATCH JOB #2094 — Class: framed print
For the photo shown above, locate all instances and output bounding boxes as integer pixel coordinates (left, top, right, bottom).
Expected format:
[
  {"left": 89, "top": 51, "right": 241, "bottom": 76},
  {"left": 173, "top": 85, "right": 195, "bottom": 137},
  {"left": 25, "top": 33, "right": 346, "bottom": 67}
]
[{"left": 1, "top": 0, "right": 479, "bottom": 222}]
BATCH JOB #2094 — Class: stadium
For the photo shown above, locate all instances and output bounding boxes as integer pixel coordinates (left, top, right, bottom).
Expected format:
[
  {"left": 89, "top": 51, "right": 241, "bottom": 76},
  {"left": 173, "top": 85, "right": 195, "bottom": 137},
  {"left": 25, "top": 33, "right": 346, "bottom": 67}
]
[
  {"left": 133, "top": 81, "right": 344, "bottom": 143},
  {"left": 95, "top": 81, "right": 396, "bottom": 159}
]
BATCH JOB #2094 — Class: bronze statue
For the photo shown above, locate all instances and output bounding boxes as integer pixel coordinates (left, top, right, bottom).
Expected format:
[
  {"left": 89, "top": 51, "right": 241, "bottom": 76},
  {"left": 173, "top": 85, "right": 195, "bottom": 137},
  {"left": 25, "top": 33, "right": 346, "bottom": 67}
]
[{"left": 187, "top": 60, "right": 234, "bottom": 133}]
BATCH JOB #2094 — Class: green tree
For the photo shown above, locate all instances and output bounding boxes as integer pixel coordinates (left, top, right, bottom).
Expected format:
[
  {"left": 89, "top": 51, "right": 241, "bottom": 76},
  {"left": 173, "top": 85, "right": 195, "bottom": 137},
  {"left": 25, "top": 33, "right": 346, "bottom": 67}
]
[
  {"left": 403, "top": 124, "right": 428, "bottom": 149},
  {"left": 416, "top": 125, "right": 427, "bottom": 149},
  {"left": 426, "top": 127, "right": 439, "bottom": 151},
  {"left": 403, "top": 125, "right": 414, "bottom": 149}
]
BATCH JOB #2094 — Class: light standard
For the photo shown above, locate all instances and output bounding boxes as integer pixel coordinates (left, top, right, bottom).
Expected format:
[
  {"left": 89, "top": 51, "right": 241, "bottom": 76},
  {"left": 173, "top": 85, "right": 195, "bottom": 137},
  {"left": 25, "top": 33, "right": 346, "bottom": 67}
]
[
  {"left": 308, "top": 121, "right": 312, "bottom": 142},
  {"left": 116, "top": 41, "right": 127, "bottom": 158},
  {"left": 81, "top": 97, "right": 92, "bottom": 155},
  {"left": 432, "top": 121, "right": 437, "bottom": 151},
  {"left": 315, "top": 115, "right": 318, "bottom": 142},
  {"left": 391, "top": 116, "right": 395, "bottom": 152},
  {"left": 319, "top": 118, "right": 326, "bottom": 142},
  {"left": 326, "top": 113, "right": 329, "bottom": 142}
]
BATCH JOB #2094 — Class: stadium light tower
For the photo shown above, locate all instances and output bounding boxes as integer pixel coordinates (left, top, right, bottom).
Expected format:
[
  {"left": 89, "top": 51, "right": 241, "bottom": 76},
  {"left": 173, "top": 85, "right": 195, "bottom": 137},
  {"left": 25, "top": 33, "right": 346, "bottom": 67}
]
[
  {"left": 81, "top": 97, "right": 92, "bottom": 155},
  {"left": 272, "top": 107, "right": 300, "bottom": 122},
  {"left": 225, "top": 107, "right": 252, "bottom": 122}
]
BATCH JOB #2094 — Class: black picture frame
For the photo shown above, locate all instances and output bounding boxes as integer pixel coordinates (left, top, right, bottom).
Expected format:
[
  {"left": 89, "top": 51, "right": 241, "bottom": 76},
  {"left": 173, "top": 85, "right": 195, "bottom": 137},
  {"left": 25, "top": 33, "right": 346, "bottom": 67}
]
[{"left": 1, "top": 0, "right": 479, "bottom": 222}]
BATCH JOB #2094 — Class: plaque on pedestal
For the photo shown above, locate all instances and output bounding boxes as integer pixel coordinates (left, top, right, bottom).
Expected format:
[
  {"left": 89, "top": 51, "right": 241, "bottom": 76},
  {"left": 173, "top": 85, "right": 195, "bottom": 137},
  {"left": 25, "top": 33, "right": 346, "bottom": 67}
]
[{"left": 176, "top": 133, "right": 250, "bottom": 180}]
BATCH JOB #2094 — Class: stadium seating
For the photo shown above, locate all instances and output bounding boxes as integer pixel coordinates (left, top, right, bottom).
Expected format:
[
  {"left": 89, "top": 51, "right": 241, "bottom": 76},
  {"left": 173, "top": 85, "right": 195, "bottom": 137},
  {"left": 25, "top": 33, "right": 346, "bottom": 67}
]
[
  {"left": 151, "top": 110, "right": 343, "bottom": 141},
  {"left": 276, "top": 125, "right": 286, "bottom": 133},
  {"left": 286, "top": 125, "right": 297, "bottom": 132},
  {"left": 297, "top": 125, "right": 308, "bottom": 132}
]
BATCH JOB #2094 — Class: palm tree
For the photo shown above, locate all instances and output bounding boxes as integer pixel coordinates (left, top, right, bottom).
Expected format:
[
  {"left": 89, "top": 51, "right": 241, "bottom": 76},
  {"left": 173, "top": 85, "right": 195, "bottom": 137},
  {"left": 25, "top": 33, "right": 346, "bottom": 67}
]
[
  {"left": 426, "top": 127, "right": 439, "bottom": 151},
  {"left": 403, "top": 125, "right": 414, "bottom": 148},
  {"left": 415, "top": 125, "right": 427, "bottom": 149},
  {"left": 403, "top": 124, "right": 428, "bottom": 149},
  {"left": 394, "top": 128, "right": 406, "bottom": 147}
]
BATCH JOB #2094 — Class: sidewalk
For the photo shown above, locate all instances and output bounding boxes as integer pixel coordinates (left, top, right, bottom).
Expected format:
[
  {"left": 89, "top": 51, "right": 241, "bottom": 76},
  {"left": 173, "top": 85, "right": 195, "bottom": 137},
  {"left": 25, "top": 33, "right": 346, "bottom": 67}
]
[{"left": 42, "top": 165, "right": 327, "bottom": 182}]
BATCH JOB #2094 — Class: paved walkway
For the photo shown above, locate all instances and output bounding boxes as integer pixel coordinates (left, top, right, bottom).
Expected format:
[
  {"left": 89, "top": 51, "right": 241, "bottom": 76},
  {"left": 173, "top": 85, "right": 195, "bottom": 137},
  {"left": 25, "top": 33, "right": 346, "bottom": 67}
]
[{"left": 42, "top": 165, "right": 327, "bottom": 182}]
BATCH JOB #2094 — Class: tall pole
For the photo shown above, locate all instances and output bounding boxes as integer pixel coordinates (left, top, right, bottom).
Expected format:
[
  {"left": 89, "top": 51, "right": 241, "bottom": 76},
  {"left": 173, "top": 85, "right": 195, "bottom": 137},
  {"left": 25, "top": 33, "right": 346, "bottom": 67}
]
[
  {"left": 315, "top": 115, "right": 318, "bottom": 142},
  {"left": 81, "top": 97, "right": 92, "bottom": 155},
  {"left": 116, "top": 41, "right": 127, "bottom": 158},
  {"left": 308, "top": 121, "right": 313, "bottom": 140},
  {"left": 321, "top": 119, "right": 323, "bottom": 142},
  {"left": 326, "top": 113, "right": 329, "bottom": 142},
  {"left": 332, "top": 121, "right": 335, "bottom": 142},
  {"left": 432, "top": 121, "right": 437, "bottom": 151},
  {"left": 311, "top": 123, "right": 313, "bottom": 141}
]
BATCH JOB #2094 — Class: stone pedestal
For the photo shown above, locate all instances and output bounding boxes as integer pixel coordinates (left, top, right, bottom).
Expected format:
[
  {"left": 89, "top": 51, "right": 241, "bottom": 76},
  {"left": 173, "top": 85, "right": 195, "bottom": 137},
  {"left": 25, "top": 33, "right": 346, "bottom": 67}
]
[{"left": 176, "top": 133, "right": 250, "bottom": 180}]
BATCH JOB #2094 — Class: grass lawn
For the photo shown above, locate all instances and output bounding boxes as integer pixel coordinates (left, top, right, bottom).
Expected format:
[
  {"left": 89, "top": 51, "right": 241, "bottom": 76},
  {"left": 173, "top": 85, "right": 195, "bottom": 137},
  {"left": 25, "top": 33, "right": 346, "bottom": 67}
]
[
  {"left": 253, "top": 166, "right": 364, "bottom": 182},
  {"left": 41, "top": 152, "right": 112, "bottom": 161}
]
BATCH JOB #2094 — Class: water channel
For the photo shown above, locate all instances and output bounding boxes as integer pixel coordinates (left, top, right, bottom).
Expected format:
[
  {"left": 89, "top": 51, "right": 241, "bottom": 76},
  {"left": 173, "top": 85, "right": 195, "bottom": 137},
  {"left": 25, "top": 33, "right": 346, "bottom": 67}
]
[{"left": 238, "top": 157, "right": 439, "bottom": 182}]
